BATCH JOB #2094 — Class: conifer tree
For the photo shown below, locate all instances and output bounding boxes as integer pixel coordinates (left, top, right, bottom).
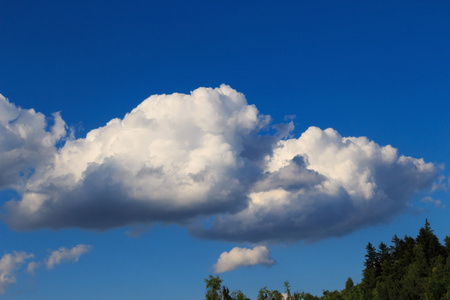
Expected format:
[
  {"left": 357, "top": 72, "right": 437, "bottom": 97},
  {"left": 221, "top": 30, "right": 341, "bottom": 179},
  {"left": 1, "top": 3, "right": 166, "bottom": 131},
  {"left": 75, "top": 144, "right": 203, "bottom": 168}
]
[
  {"left": 416, "top": 219, "right": 443, "bottom": 265},
  {"left": 362, "top": 242, "right": 378, "bottom": 297},
  {"left": 345, "top": 277, "right": 354, "bottom": 291},
  {"left": 203, "top": 220, "right": 450, "bottom": 300}
]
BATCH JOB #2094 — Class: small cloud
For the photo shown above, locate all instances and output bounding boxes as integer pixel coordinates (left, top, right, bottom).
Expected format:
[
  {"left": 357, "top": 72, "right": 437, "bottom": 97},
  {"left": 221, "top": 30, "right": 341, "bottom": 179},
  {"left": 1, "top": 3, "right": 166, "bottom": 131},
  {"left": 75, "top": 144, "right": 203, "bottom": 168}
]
[
  {"left": 213, "top": 246, "right": 275, "bottom": 273},
  {"left": 126, "top": 224, "right": 152, "bottom": 238},
  {"left": 420, "top": 196, "right": 445, "bottom": 208},
  {"left": 431, "top": 175, "right": 448, "bottom": 192},
  {"left": 0, "top": 245, "right": 91, "bottom": 295},
  {"left": 0, "top": 251, "right": 34, "bottom": 295},
  {"left": 45, "top": 245, "right": 92, "bottom": 269},
  {"left": 283, "top": 115, "right": 296, "bottom": 121},
  {"left": 25, "top": 261, "right": 41, "bottom": 275}
]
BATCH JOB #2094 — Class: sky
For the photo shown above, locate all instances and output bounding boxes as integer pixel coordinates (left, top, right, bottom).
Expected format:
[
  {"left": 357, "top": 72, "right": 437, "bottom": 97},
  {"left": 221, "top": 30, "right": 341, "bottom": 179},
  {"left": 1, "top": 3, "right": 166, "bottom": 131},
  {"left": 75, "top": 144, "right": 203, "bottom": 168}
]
[{"left": 0, "top": 0, "right": 450, "bottom": 299}]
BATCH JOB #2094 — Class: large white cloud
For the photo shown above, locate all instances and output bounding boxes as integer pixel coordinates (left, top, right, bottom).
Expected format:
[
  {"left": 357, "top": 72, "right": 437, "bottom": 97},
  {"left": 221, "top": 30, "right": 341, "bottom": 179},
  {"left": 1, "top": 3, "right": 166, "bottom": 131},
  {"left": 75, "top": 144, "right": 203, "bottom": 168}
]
[
  {"left": 0, "top": 86, "right": 439, "bottom": 243},
  {"left": 213, "top": 246, "right": 275, "bottom": 273},
  {"left": 0, "top": 251, "right": 34, "bottom": 295},
  {"left": 3, "top": 85, "right": 271, "bottom": 230}
]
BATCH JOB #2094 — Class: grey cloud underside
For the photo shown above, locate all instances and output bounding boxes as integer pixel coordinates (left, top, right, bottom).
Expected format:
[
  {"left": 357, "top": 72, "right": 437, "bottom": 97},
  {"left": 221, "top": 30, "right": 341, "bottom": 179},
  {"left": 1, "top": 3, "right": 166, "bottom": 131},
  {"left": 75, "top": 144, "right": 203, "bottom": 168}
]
[
  {"left": 4, "top": 159, "right": 251, "bottom": 230},
  {"left": 197, "top": 142, "right": 437, "bottom": 243},
  {"left": 252, "top": 155, "right": 325, "bottom": 192},
  {"left": 197, "top": 191, "right": 400, "bottom": 244},
  {"left": 0, "top": 87, "right": 439, "bottom": 243}
]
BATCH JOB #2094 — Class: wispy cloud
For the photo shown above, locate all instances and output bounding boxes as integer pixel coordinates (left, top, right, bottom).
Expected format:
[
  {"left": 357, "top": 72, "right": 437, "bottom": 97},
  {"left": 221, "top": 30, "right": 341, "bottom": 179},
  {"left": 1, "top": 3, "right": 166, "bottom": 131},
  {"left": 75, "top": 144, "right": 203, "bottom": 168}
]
[
  {"left": 0, "top": 86, "right": 441, "bottom": 243},
  {"left": 46, "top": 245, "right": 91, "bottom": 269},
  {"left": 420, "top": 196, "right": 445, "bottom": 208},
  {"left": 0, "top": 245, "right": 91, "bottom": 295},
  {"left": 431, "top": 175, "right": 448, "bottom": 192},
  {"left": 0, "top": 251, "right": 34, "bottom": 294},
  {"left": 25, "top": 261, "right": 41, "bottom": 275},
  {"left": 213, "top": 246, "right": 275, "bottom": 273}
]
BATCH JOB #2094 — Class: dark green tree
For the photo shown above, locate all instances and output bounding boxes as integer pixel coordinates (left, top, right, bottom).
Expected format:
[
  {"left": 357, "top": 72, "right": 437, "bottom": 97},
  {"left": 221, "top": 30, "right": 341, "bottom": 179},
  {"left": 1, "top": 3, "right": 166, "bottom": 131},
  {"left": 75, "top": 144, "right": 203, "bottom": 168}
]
[
  {"left": 205, "top": 275, "right": 223, "bottom": 300},
  {"left": 416, "top": 219, "right": 443, "bottom": 266},
  {"left": 231, "top": 290, "right": 250, "bottom": 300},
  {"left": 221, "top": 286, "right": 232, "bottom": 300},
  {"left": 202, "top": 220, "right": 450, "bottom": 300},
  {"left": 322, "top": 289, "right": 343, "bottom": 300},
  {"left": 361, "top": 242, "right": 378, "bottom": 297},
  {"left": 444, "top": 236, "right": 450, "bottom": 255},
  {"left": 257, "top": 287, "right": 283, "bottom": 300},
  {"left": 284, "top": 280, "right": 293, "bottom": 300},
  {"left": 257, "top": 286, "right": 269, "bottom": 300},
  {"left": 424, "top": 255, "right": 447, "bottom": 299},
  {"left": 344, "top": 277, "right": 354, "bottom": 291}
]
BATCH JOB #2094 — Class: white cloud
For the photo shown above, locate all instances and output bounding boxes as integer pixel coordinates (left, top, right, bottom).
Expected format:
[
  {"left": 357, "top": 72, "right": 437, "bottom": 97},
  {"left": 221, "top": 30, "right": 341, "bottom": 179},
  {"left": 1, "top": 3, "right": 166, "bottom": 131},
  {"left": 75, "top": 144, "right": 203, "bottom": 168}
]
[
  {"left": 213, "top": 246, "right": 275, "bottom": 273},
  {"left": 0, "top": 245, "right": 90, "bottom": 295},
  {"left": 431, "top": 175, "right": 448, "bottom": 192},
  {"left": 0, "top": 86, "right": 440, "bottom": 243},
  {"left": 420, "top": 196, "right": 445, "bottom": 208},
  {"left": 46, "top": 245, "right": 91, "bottom": 269},
  {"left": 4, "top": 85, "right": 271, "bottom": 230},
  {"left": 0, "top": 251, "right": 34, "bottom": 294},
  {"left": 200, "top": 127, "right": 438, "bottom": 243},
  {"left": 25, "top": 261, "right": 41, "bottom": 275},
  {"left": 0, "top": 94, "right": 67, "bottom": 191}
]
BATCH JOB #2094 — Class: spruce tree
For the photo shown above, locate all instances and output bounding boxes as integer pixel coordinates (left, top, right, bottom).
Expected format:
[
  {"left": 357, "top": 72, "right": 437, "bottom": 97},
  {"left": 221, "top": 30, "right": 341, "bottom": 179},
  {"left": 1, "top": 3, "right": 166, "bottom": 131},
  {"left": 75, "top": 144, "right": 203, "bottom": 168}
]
[{"left": 362, "top": 242, "right": 378, "bottom": 297}]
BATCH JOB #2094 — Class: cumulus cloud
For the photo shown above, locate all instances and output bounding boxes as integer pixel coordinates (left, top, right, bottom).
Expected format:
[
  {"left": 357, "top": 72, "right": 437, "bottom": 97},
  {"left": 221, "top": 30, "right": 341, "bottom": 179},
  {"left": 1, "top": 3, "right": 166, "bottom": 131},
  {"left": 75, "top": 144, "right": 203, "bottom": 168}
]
[
  {"left": 0, "top": 251, "right": 34, "bottom": 294},
  {"left": 213, "top": 246, "right": 275, "bottom": 273},
  {"left": 45, "top": 245, "right": 91, "bottom": 269},
  {"left": 0, "top": 86, "right": 440, "bottom": 243},
  {"left": 0, "top": 94, "right": 67, "bottom": 191},
  {"left": 200, "top": 127, "right": 437, "bottom": 243},
  {"left": 4, "top": 85, "right": 271, "bottom": 230}
]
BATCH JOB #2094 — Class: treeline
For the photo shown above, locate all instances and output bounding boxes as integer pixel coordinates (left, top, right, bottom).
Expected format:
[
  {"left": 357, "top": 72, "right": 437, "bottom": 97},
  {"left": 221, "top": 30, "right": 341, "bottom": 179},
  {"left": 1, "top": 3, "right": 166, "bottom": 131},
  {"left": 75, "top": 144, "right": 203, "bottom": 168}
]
[{"left": 204, "top": 220, "right": 450, "bottom": 299}]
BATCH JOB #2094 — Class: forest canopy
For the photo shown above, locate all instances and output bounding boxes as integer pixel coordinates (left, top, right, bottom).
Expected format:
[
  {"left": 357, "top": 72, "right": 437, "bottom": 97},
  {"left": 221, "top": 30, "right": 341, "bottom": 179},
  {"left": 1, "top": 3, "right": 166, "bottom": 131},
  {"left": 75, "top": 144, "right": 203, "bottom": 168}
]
[{"left": 204, "top": 220, "right": 450, "bottom": 300}]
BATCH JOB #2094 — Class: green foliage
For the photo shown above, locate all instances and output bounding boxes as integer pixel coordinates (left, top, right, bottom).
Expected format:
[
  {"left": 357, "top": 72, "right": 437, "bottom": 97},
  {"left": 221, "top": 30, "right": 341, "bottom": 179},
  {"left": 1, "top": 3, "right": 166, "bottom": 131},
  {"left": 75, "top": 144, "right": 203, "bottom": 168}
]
[
  {"left": 301, "top": 293, "right": 321, "bottom": 300},
  {"left": 256, "top": 286, "right": 284, "bottom": 300},
  {"left": 204, "top": 275, "right": 250, "bottom": 300},
  {"left": 358, "top": 219, "right": 449, "bottom": 299},
  {"left": 204, "top": 220, "right": 449, "bottom": 299},
  {"left": 222, "top": 286, "right": 232, "bottom": 300},
  {"left": 284, "top": 280, "right": 293, "bottom": 300},
  {"left": 322, "top": 290, "right": 343, "bottom": 300},
  {"left": 205, "top": 275, "right": 223, "bottom": 300},
  {"left": 231, "top": 290, "right": 250, "bottom": 300},
  {"left": 345, "top": 277, "right": 354, "bottom": 291}
]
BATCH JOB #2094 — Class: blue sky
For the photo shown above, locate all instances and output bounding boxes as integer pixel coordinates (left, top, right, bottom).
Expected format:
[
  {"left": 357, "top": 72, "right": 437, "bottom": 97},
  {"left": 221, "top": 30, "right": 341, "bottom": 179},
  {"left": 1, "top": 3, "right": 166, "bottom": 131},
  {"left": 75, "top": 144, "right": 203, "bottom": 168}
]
[{"left": 0, "top": 1, "right": 449, "bottom": 299}]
